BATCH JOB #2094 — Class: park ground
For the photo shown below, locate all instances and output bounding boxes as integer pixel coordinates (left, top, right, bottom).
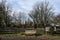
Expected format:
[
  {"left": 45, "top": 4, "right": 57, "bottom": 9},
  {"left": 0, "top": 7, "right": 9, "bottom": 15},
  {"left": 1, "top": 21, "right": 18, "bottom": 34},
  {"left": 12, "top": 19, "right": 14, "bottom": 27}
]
[{"left": 0, "top": 33, "right": 60, "bottom": 40}]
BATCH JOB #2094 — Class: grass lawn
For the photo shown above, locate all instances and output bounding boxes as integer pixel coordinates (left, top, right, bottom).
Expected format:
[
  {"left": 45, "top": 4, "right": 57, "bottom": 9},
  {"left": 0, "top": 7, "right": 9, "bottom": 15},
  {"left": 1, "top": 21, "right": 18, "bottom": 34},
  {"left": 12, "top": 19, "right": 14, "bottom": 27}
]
[
  {"left": 0, "top": 32, "right": 60, "bottom": 40},
  {"left": 52, "top": 34, "right": 60, "bottom": 38},
  {"left": 0, "top": 32, "right": 22, "bottom": 37}
]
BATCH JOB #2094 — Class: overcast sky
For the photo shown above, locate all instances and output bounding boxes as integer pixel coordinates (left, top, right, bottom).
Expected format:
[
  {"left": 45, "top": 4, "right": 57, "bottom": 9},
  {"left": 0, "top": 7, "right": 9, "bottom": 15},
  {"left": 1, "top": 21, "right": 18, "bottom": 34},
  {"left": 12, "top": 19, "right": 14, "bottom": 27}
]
[
  {"left": 0, "top": 0, "right": 60, "bottom": 15},
  {"left": 5, "top": 0, "right": 60, "bottom": 15}
]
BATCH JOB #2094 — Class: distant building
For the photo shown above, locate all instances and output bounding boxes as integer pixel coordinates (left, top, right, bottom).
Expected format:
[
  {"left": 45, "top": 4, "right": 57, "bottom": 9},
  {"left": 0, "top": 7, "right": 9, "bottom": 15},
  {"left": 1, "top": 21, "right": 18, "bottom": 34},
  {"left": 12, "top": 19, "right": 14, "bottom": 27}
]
[{"left": 45, "top": 23, "right": 60, "bottom": 33}]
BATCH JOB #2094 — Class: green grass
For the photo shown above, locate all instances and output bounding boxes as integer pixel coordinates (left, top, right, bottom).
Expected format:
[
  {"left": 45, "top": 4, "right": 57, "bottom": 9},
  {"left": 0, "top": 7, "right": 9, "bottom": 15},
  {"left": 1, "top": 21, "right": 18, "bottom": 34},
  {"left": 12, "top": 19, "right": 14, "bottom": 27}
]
[
  {"left": 0, "top": 32, "right": 22, "bottom": 36},
  {"left": 46, "top": 33, "right": 60, "bottom": 38},
  {"left": 52, "top": 34, "right": 60, "bottom": 38}
]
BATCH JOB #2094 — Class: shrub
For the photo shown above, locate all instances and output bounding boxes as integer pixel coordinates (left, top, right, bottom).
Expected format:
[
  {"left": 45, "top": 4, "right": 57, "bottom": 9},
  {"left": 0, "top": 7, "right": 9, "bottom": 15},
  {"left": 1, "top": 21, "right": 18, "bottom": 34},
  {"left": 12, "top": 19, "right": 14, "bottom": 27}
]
[
  {"left": 20, "top": 32, "right": 25, "bottom": 35},
  {"left": 49, "top": 27, "right": 54, "bottom": 35},
  {"left": 35, "top": 32, "right": 43, "bottom": 36}
]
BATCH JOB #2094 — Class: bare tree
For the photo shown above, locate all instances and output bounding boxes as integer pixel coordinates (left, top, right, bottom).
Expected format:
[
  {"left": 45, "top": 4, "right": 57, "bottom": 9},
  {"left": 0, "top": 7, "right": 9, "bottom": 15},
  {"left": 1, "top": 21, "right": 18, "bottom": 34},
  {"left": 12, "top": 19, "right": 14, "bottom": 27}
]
[
  {"left": 0, "top": 0, "right": 12, "bottom": 31},
  {"left": 29, "top": 1, "right": 54, "bottom": 31},
  {"left": 53, "top": 14, "right": 60, "bottom": 24}
]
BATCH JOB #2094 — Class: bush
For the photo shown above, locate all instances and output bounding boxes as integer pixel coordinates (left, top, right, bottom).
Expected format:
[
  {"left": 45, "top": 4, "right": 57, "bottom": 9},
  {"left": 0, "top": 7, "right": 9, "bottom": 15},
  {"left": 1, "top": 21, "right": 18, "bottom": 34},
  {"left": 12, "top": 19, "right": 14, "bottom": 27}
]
[
  {"left": 49, "top": 27, "right": 54, "bottom": 35},
  {"left": 35, "top": 32, "right": 43, "bottom": 36},
  {"left": 20, "top": 32, "right": 25, "bottom": 35}
]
